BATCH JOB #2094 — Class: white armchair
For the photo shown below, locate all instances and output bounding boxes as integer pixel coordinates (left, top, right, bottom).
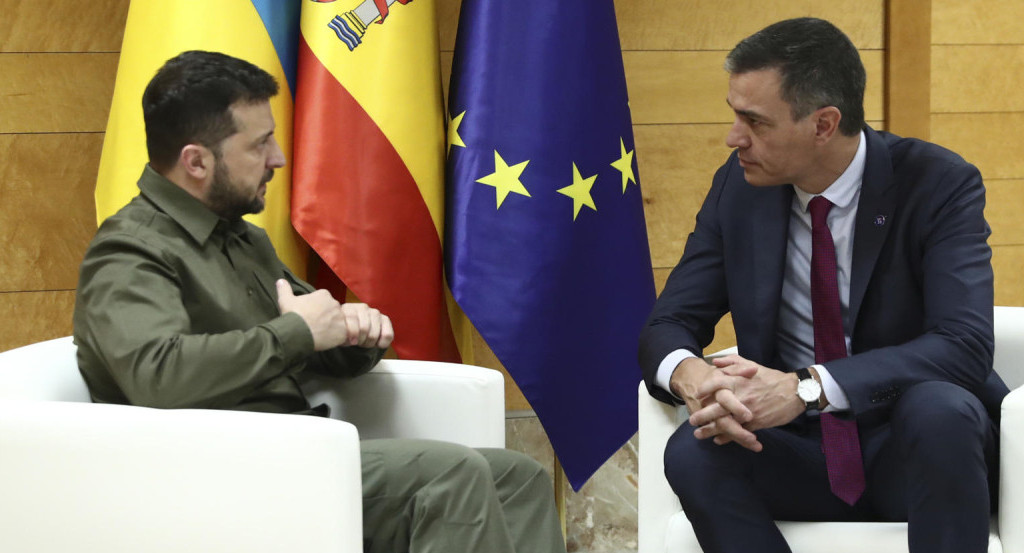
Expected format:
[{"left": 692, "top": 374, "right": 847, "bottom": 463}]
[
  {"left": 639, "top": 306, "right": 1024, "bottom": 553},
  {"left": 0, "top": 337, "right": 505, "bottom": 553}
]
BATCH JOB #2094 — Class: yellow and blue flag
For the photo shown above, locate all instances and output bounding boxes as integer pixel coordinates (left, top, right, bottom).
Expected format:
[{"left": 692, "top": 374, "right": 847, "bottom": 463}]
[
  {"left": 445, "top": 0, "right": 656, "bottom": 489},
  {"left": 96, "top": 0, "right": 307, "bottom": 274}
]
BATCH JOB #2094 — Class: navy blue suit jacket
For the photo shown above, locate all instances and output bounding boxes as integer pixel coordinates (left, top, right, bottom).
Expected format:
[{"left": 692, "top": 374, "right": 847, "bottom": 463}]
[{"left": 639, "top": 127, "right": 1008, "bottom": 427}]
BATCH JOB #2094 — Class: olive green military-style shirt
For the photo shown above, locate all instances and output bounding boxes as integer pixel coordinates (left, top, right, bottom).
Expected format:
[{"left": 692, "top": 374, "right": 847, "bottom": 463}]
[{"left": 74, "top": 166, "right": 384, "bottom": 413}]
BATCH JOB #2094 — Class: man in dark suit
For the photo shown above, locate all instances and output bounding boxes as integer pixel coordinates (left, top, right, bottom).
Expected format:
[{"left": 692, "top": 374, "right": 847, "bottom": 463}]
[{"left": 639, "top": 17, "right": 1007, "bottom": 553}]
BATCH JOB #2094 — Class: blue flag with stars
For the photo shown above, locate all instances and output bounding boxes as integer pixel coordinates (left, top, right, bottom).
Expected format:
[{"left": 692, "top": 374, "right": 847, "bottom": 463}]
[{"left": 445, "top": 0, "right": 656, "bottom": 490}]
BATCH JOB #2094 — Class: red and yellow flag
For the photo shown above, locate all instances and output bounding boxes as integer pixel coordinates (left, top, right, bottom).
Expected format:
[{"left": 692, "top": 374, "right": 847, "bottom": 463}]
[{"left": 293, "top": 0, "right": 459, "bottom": 362}]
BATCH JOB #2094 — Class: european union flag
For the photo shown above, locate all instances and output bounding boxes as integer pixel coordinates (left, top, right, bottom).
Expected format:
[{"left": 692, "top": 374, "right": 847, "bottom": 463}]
[{"left": 445, "top": 0, "right": 656, "bottom": 490}]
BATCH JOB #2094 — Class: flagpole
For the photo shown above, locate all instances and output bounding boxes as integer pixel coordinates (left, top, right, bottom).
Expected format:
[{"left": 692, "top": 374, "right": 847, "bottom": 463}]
[
  {"left": 554, "top": 457, "right": 567, "bottom": 542},
  {"left": 448, "top": 295, "right": 475, "bottom": 365}
]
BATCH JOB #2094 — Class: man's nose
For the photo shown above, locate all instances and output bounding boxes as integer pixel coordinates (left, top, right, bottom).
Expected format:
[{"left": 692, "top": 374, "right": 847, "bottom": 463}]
[
  {"left": 268, "top": 137, "right": 286, "bottom": 168},
  {"left": 725, "top": 120, "right": 749, "bottom": 149}
]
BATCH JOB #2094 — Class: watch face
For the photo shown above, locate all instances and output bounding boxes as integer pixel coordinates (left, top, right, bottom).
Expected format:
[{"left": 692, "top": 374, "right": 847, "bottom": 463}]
[{"left": 797, "top": 378, "right": 822, "bottom": 402}]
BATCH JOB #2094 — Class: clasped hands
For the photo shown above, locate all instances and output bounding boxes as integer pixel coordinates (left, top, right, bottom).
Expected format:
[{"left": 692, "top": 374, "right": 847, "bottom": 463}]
[
  {"left": 670, "top": 354, "right": 806, "bottom": 452},
  {"left": 276, "top": 279, "right": 394, "bottom": 351}
]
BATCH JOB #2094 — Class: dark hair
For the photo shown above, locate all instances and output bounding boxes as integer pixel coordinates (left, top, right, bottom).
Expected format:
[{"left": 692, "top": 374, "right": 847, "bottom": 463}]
[
  {"left": 142, "top": 50, "right": 279, "bottom": 172},
  {"left": 725, "top": 18, "right": 865, "bottom": 136}
]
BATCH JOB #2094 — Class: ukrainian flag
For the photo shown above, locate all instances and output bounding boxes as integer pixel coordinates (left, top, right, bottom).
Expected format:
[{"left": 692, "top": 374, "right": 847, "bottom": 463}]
[{"left": 96, "top": 0, "right": 306, "bottom": 274}]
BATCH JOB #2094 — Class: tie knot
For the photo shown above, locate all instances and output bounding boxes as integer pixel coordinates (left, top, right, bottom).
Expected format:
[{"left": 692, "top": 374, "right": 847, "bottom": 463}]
[{"left": 808, "top": 196, "right": 833, "bottom": 229}]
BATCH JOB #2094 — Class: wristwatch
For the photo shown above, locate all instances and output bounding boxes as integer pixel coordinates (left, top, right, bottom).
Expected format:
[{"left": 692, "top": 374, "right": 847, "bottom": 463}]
[{"left": 795, "top": 368, "right": 822, "bottom": 411}]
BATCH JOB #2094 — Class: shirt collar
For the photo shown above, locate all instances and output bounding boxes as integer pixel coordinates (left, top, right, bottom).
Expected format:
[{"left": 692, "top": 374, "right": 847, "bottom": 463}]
[
  {"left": 136, "top": 165, "right": 226, "bottom": 246},
  {"left": 793, "top": 129, "right": 866, "bottom": 212}
]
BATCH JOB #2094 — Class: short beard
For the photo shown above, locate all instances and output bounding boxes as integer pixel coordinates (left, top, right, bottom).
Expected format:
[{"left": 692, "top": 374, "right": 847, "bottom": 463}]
[{"left": 206, "top": 157, "right": 270, "bottom": 221}]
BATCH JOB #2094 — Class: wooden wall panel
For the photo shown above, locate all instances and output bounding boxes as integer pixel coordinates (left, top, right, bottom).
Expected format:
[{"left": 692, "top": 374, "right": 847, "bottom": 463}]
[
  {"left": 885, "top": 0, "right": 931, "bottom": 139},
  {"left": 443, "top": 50, "right": 884, "bottom": 126},
  {"left": 0, "top": 291, "right": 75, "bottom": 352},
  {"left": 932, "top": 1, "right": 1024, "bottom": 307},
  {"left": 933, "top": 0, "right": 1024, "bottom": 45},
  {"left": 439, "top": 0, "right": 885, "bottom": 52},
  {"left": 931, "top": 113, "right": 1024, "bottom": 180},
  {"left": 994, "top": 246, "right": 1024, "bottom": 306},
  {"left": 624, "top": 50, "right": 885, "bottom": 125},
  {"left": 0, "top": 0, "right": 129, "bottom": 52},
  {"left": 0, "top": 134, "right": 99, "bottom": 291},
  {"left": 437, "top": 0, "right": 461, "bottom": 51},
  {"left": 612, "top": 0, "right": 883, "bottom": 51},
  {"left": 987, "top": 179, "right": 1024, "bottom": 247},
  {"left": 933, "top": 45, "right": 1024, "bottom": 113},
  {"left": 653, "top": 267, "right": 736, "bottom": 353},
  {"left": 441, "top": 51, "right": 453, "bottom": 103},
  {"left": 0, "top": 53, "right": 118, "bottom": 133},
  {"left": 638, "top": 123, "right": 728, "bottom": 267}
]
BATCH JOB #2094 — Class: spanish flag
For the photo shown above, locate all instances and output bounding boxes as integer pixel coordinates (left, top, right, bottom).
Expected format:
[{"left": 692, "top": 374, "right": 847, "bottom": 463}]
[
  {"left": 293, "top": 0, "right": 459, "bottom": 362},
  {"left": 96, "top": 0, "right": 307, "bottom": 275}
]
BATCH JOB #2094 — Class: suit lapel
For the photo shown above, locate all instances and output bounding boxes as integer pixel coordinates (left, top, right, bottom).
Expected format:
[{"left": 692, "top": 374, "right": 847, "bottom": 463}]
[
  {"left": 849, "top": 128, "right": 898, "bottom": 332},
  {"left": 751, "top": 184, "right": 792, "bottom": 363}
]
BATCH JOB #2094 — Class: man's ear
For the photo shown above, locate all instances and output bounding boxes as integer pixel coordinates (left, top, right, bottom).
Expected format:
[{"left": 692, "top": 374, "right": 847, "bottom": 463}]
[
  {"left": 813, "top": 106, "right": 842, "bottom": 144},
  {"left": 179, "top": 144, "right": 213, "bottom": 181}
]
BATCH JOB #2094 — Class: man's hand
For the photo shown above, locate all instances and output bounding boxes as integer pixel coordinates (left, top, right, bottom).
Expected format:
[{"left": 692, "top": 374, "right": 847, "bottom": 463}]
[
  {"left": 669, "top": 356, "right": 762, "bottom": 451},
  {"left": 275, "top": 280, "right": 394, "bottom": 351},
  {"left": 689, "top": 354, "right": 805, "bottom": 443},
  {"left": 338, "top": 302, "right": 394, "bottom": 349}
]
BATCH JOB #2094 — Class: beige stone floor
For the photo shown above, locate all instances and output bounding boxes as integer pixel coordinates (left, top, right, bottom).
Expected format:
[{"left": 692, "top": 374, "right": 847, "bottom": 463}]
[{"left": 505, "top": 416, "right": 638, "bottom": 553}]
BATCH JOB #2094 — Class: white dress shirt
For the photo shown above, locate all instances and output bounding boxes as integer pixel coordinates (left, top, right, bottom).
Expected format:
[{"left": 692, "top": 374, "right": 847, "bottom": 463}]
[{"left": 657, "top": 131, "right": 867, "bottom": 411}]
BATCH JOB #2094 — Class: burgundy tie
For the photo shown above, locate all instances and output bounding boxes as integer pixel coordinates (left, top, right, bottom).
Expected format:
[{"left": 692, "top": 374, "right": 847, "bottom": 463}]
[{"left": 808, "top": 196, "right": 866, "bottom": 506}]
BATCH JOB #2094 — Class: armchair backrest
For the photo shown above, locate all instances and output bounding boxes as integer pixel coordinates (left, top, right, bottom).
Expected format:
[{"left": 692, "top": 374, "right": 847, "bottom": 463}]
[
  {"left": 0, "top": 337, "right": 507, "bottom": 449},
  {"left": 0, "top": 338, "right": 365, "bottom": 552},
  {"left": 994, "top": 306, "right": 1024, "bottom": 390},
  {"left": 0, "top": 336, "right": 88, "bottom": 402},
  {"left": 300, "top": 359, "right": 507, "bottom": 448}
]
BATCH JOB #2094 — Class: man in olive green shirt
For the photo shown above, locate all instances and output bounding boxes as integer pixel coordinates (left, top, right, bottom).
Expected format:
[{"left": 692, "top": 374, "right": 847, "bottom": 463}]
[{"left": 74, "top": 50, "right": 565, "bottom": 553}]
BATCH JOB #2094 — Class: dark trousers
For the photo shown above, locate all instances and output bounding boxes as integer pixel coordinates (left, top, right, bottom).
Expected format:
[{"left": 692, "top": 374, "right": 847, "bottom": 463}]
[{"left": 664, "top": 381, "right": 998, "bottom": 553}]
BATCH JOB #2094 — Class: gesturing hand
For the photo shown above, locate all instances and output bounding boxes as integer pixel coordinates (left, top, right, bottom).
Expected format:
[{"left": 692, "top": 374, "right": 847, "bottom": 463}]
[
  {"left": 276, "top": 280, "right": 394, "bottom": 351},
  {"left": 338, "top": 302, "right": 394, "bottom": 349}
]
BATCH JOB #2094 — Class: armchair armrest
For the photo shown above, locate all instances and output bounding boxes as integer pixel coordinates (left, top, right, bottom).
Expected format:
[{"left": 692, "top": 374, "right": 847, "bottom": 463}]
[
  {"left": 638, "top": 346, "right": 736, "bottom": 553},
  {"left": 0, "top": 400, "right": 362, "bottom": 553},
  {"left": 301, "top": 359, "right": 505, "bottom": 448},
  {"left": 638, "top": 381, "right": 687, "bottom": 553},
  {"left": 1001, "top": 385, "right": 1024, "bottom": 553}
]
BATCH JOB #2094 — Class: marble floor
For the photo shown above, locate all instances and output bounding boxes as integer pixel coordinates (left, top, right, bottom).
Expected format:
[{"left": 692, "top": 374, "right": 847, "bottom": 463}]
[{"left": 505, "top": 414, "right": 639, "bottom": 553}]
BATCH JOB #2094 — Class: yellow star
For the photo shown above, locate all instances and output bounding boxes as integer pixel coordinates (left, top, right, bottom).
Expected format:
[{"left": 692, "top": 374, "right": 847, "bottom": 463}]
[
  {"left": 557, "top": 163, "right": 598, "bottom": 220},
  {"left": 610, "top": 138, "right": 636, "bottom": 193},
  {"left": 476, "top": 151, "right": 531, "bottom": 208},
  {"left": 447, "top": 111, "right": 466, "bottom": 155}
]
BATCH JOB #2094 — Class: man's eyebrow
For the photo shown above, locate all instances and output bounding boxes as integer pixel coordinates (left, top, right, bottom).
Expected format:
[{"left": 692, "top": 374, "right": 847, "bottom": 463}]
[{"left": 726, "top": 98, "right": 767, "bottom": 122}]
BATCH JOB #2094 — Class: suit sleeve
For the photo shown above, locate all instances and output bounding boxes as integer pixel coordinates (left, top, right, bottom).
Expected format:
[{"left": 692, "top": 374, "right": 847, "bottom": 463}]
[
  {"left": 638, "top": 160, "right": 734, "bottom": 405},
  {"left": 826, "top": 160, "right": 995, "bottom": 419}
]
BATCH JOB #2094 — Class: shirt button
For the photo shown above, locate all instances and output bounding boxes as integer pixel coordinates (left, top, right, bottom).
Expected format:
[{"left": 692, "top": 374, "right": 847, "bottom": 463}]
[{"left": 247, "top": 288, "right": 254, "bottom": 297}]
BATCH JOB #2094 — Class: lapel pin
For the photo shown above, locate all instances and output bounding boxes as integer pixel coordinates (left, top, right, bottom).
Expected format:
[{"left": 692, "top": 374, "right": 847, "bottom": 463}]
[{"left": 874, "top": 215, "right": 887, "bottom": 227}]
